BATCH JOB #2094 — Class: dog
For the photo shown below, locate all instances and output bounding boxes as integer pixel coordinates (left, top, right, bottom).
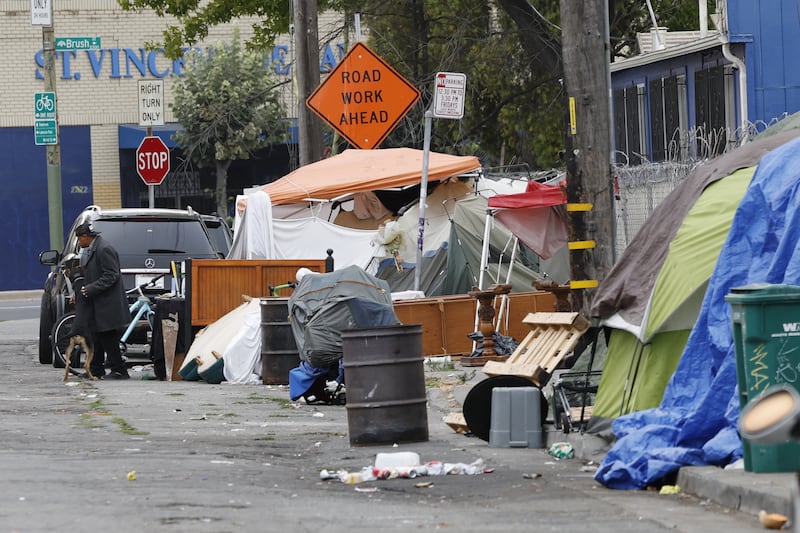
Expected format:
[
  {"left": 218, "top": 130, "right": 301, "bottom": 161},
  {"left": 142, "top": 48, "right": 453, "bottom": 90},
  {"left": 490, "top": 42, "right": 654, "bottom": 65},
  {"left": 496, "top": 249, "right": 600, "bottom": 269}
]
[{"left": 63, "top": 266, "right": 96, "bottom": 381}]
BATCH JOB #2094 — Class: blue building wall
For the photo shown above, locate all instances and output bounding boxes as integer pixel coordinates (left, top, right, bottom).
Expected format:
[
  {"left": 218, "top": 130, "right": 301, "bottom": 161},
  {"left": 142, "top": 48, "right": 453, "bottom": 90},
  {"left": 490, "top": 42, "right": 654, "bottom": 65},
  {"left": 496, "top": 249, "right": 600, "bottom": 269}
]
[
  {"left": 0, "top": 127, "right": 92, "bottom": 290},
  {"left": 728, "top": 0, "right": 800, "bottom": 127},
  {"left": 610, "top": 0, "right": 800, "bottom": 160}
]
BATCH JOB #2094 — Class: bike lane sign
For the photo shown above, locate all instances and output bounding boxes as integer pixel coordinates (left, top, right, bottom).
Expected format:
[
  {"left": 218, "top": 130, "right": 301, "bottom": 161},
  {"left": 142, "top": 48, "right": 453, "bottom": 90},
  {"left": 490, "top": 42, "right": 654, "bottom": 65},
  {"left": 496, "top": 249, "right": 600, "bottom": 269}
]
[
  {"left": 34, "top": 92, "right": 57, "bottom": 145},
  {"left": 34, "top": 92, "right": 56, "bottom": 119}
]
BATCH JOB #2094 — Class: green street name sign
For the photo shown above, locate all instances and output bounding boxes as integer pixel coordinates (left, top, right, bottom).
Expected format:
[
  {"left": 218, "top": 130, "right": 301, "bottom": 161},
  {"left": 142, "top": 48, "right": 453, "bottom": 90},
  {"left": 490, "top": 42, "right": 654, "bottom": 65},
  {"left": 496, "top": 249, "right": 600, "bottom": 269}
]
[
  {"left": 55, "top": 36, "right": 101, "bottom": 51},
  {"left": 35, "top": 119, "right": 57, "bottom": 145}
]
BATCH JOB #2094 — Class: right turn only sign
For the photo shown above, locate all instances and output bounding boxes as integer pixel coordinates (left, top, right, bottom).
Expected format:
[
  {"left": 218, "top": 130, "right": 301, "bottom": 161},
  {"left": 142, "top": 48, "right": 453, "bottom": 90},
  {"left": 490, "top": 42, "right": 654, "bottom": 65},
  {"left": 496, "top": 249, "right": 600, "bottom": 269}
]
[{"left": 432, "top": 72, "right": 466, "bottom": 119}]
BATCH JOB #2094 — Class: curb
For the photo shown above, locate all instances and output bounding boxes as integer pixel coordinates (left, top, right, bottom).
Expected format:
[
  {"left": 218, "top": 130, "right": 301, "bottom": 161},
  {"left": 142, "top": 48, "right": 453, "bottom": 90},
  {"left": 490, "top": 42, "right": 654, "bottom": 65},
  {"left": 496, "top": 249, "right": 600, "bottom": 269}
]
[{"left": 677, "top": 465, "right": 794, "bottom": 517}]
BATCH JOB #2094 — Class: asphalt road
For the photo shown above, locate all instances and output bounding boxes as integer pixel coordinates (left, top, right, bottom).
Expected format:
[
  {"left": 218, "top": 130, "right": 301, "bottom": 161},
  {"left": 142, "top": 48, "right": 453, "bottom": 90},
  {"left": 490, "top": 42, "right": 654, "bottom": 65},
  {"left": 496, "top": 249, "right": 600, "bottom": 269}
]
[
  {"left": 0, "top": 317, "right": 768, "bottom": 532},
  {"left": 0, "top": 295, "right": 40, "bottom": 321}
]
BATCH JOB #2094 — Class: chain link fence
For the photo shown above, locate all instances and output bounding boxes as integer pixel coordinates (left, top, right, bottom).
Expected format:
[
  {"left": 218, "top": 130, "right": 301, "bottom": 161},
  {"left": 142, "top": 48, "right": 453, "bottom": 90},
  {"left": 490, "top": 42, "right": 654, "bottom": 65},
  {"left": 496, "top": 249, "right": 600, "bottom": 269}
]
[{"left": 612, "top": 160, "right": 702, "bottom": 259}]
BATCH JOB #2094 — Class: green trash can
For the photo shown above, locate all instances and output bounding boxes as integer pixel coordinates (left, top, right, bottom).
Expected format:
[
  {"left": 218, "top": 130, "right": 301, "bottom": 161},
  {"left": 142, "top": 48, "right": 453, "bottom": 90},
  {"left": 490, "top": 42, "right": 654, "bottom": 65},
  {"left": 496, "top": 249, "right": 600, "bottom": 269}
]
[{"left": 725, "top": 283, "right": 800, "bottom": 473}]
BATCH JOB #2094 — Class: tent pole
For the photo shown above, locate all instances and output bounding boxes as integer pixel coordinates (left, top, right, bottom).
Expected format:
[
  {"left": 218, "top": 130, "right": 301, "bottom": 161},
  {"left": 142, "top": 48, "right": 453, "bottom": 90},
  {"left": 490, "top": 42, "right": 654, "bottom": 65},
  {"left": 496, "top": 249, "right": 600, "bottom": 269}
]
[
  {"left": 578, "top": 327, "right": 600, "bottom": 428},
  {"left": 495, "top": 235, "right": 518, "bottom": 333},
  {"left": 619, "top": 340, "right": 645, "bottom": 417},
  {"left": 473, "top": 211, "right": 494, "bottom": 352},
  {"left": 478, "top": 210, "right": 492, "bottom": 290}
]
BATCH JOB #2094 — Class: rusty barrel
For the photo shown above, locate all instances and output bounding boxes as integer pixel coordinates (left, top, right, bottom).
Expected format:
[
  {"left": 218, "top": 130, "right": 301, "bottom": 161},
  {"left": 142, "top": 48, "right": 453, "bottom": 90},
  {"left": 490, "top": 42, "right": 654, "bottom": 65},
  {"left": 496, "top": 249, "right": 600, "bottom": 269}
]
[
  {"left": 341, "top": 324, "right": 428, "bottom": 446},
  {"left": 260, "top": 298, "right": 300, "bottom": 385}
]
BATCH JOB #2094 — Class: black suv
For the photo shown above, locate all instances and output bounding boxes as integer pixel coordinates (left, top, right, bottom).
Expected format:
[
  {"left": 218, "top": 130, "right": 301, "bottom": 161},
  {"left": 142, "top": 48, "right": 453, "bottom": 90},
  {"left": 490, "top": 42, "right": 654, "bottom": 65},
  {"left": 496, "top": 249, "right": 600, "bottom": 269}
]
[
  {"left": 38, "top": 205, "right": 223, "bottom": 364},
  {"left": 201, "top": 213, "right": 233, "bottom": 257}
]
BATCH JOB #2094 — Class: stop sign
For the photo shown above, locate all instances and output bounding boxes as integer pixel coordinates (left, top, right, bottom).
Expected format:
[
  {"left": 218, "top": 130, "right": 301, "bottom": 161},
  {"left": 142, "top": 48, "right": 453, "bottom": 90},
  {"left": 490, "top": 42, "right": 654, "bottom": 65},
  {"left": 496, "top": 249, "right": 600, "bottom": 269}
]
[{"left": 136, "top": 136, "right": 170, "bottom": 185}]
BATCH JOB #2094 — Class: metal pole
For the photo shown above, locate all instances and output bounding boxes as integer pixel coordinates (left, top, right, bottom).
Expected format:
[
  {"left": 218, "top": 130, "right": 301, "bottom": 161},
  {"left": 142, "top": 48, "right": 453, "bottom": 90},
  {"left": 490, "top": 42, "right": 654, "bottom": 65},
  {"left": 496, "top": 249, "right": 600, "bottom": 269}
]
[
  {"left": 414, "top": 109, "right": 433, "bottom": 292},
  {"left": 147, "top": 126, "right": 154, "bottom": 207},
  {"left": 42, "top": 18, "right": 63, "bottom": 251}
]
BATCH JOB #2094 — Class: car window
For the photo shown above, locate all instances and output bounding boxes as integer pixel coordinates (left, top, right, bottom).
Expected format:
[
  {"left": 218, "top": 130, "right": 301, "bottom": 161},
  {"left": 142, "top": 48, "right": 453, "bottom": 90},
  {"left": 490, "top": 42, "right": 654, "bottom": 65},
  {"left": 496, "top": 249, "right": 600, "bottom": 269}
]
[
  {"left": 93, "top": 219, "right": 218, "bottom": 258},
  {"left": 203, "top": 219, "right": 232, "bottom": 255}
]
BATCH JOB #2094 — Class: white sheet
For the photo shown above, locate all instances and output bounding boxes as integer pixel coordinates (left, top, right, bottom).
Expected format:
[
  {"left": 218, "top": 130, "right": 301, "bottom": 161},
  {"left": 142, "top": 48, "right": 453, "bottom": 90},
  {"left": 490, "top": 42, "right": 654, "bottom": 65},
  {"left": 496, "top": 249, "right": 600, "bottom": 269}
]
[
  {"left": 221, "top": 301, "right": 263, "bottom": 384},
  {"left": 184, "top": 298, "right": 260, "bottom": 373},
  {"left": 228, "top": 190, "right": 275, "bottom": 259},
  {"left": 271, "top": 216, "right": 381, "bottom": 270}
]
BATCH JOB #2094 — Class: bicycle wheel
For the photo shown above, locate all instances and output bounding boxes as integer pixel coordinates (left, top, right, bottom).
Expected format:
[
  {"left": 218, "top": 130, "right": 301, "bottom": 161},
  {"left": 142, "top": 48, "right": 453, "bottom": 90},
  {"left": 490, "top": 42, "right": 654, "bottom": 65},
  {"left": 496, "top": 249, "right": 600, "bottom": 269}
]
[{"left": 51, "top": 313, "right": 86, "bottom": 370}]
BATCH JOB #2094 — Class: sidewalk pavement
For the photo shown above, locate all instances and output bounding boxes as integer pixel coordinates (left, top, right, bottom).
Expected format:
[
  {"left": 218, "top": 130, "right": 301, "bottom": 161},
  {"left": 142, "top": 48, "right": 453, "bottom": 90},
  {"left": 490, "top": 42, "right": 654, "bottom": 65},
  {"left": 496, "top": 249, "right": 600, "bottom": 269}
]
[
  {"left": 437, "top": 361, "right": 796, "bottom": 521},
  {"left": 5, "top": 290, "right": 794, "bottom": 522},
  {"left": 0, "top": 289, "right": 41, "bottom": 301}
]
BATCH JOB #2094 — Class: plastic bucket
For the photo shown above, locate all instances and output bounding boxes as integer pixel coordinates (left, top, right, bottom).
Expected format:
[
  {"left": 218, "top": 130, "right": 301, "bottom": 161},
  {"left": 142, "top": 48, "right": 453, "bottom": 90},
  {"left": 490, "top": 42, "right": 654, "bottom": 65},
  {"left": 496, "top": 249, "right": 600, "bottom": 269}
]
[
  {"left": 342, "top": 324, "right": 428, "bottom": 446},
  {"left": 260, "top": 298, "right": 300, "bottom": 385}
]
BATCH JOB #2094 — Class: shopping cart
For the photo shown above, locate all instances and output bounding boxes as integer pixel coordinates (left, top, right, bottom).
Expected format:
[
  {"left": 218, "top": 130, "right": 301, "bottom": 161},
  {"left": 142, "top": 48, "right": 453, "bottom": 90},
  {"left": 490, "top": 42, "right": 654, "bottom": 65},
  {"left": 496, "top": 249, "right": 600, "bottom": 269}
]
[{"left": 552, "top": 370, "right": 601, "bottom": 433}]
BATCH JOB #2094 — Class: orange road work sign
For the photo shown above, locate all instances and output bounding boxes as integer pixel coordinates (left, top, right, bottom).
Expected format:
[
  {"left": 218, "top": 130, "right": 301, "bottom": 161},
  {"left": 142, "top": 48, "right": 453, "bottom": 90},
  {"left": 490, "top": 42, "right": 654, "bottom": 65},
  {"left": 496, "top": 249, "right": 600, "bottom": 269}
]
[{"left": 306, "top": 42, "right": 421, "bottom": 150}]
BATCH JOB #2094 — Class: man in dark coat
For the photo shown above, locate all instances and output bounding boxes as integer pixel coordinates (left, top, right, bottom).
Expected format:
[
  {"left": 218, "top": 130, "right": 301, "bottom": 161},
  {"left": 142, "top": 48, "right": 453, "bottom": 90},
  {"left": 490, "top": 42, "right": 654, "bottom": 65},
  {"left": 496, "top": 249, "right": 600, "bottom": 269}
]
[{"left": 75, "top": 221, "right": 131, "bottom": 379}]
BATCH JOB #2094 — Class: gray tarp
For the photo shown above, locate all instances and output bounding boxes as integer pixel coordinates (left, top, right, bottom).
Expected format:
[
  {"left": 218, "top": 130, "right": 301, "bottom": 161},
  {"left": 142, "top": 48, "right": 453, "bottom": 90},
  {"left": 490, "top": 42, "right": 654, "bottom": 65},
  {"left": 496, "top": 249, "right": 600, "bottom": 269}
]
[
  {"left": 377, "top": 195, "right": 569, "bottom": 296},
  {"left": 288, "top": 265, "right": 397, "bottom": 368}
]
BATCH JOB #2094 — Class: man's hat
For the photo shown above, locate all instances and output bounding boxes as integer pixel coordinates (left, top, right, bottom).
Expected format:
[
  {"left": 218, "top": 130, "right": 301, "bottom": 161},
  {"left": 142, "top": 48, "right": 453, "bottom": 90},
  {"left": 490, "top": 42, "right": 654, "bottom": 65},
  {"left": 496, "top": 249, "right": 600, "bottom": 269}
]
[{"left": 74, "top": 222, "right": 100, "bottom": 237}]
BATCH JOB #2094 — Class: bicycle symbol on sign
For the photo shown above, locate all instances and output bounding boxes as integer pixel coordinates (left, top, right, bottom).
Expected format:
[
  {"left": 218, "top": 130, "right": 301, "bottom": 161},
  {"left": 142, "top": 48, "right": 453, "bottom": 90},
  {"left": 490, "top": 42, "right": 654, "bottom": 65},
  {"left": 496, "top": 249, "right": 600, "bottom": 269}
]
[{"left": 36, "top": 94, "right": 55, "bottom": 112}]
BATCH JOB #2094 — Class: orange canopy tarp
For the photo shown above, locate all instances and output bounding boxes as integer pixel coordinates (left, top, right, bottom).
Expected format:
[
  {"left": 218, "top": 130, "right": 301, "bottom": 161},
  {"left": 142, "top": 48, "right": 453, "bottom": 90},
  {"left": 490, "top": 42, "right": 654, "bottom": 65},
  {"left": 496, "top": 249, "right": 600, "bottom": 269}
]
[{"left": 262, "top": 148, "right": 481, "bottom": 205}]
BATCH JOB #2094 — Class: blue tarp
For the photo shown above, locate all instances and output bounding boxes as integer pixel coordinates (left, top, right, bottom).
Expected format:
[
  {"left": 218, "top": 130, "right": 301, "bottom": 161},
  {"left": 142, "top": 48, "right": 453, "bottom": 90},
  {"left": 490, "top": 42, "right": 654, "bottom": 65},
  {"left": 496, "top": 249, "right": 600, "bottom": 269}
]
[{"left": 595, "top": 136, "right": 800, "bottom": 489}]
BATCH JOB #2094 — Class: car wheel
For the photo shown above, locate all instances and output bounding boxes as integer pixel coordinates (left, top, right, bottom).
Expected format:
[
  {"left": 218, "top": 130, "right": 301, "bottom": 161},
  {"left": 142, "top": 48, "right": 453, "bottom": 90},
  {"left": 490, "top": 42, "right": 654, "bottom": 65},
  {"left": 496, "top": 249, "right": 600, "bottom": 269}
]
[
  {"left": 38, "top": 293, "right": 54, "bottom": 365},
  {"left": 51, "top": 313, "right": 81, "bottom": 369}
]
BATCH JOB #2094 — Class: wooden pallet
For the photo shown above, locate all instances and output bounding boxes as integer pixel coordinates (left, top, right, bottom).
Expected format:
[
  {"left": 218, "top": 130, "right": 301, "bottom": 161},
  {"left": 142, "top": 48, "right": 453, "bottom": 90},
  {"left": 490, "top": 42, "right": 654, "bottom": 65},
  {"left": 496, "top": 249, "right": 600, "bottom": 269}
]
[
  {"left": 443, "top": 412, "right": 469, "bottom": 434},
  {"left": 482, "top": 312, "right": 591, "bottom": 386},
  {"left": 569, "top": 405, "right": 594, "bottom": 420}
]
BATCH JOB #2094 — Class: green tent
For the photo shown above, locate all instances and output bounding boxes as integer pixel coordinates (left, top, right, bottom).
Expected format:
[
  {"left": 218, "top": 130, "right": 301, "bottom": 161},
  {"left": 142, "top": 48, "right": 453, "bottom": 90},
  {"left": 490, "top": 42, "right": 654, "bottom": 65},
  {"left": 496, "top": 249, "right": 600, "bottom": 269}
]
[
  {"left": 591, "top": 167, "right": 753, "bottom": 421},
  {"left": 588, "top": 127, "right": 800, "bottom": 435}
]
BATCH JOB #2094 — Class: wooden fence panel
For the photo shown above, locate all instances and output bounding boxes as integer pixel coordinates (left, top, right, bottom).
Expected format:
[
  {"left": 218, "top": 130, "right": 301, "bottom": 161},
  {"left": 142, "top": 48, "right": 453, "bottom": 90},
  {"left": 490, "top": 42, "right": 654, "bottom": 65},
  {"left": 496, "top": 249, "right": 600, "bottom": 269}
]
[{"left": 189, "top": 259, "right": 326, "bottom": 326}]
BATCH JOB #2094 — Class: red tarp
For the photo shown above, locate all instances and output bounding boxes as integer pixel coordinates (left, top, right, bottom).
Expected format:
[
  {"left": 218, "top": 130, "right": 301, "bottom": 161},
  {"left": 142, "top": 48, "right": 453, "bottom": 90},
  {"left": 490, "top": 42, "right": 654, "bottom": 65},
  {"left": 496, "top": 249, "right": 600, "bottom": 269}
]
[{"left": 487, "top": 180, "right": 568, "bottom": 259}]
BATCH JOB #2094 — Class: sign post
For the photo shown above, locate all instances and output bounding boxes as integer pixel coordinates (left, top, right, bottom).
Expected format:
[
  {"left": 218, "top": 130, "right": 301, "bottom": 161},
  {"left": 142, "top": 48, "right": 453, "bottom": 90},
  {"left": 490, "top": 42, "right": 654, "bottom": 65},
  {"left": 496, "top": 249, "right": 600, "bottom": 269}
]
[
  {"left": 414, "top": 72, "right": 467, "bottom": 292},
  {"left": 136, "top": 136, "right": 170, "bottom": 208},
  {"left": 305, "top": 42, "right": 420, "bottom": 149},
  {"left": 34, "top": 0, "right": 64, "bottom": 252}
]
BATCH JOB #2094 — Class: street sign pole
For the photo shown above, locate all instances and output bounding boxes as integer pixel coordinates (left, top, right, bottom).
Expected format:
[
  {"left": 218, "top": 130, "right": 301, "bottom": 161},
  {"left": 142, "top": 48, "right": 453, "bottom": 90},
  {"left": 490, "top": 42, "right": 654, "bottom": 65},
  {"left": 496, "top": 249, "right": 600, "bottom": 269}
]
[
  {"left": 414, "top": 72, "right": 466, "bottom": 292},
  {"left": 39, "top": 5, "right": 63, "bottom": 251},
  {"left": 414, "top": 109, "right": 433, "bottom": 293},
  {"left": 137, "top": 79, "right": 165, "bottom": 208},
  {"left": 147, "top": 126, "right": 154, "bottom": 208}
]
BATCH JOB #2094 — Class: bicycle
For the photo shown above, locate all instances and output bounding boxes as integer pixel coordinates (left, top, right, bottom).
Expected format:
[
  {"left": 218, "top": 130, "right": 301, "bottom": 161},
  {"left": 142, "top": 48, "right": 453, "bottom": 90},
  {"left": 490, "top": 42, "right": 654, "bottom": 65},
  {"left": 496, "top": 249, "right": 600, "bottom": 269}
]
[
  {"left": 51, "top": 274, "right": 165, "bottom": 370},
  {"left": 268, "top": 281, "right": 296, "bottom": 297}
]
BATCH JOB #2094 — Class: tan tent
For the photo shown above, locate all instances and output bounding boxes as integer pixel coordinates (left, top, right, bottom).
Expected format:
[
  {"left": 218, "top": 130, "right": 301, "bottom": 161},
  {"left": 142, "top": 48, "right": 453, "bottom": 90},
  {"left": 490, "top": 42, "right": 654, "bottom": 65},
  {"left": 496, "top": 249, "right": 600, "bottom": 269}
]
[{"left": 262, "top": 148, "right": 481, "bottom": 205}]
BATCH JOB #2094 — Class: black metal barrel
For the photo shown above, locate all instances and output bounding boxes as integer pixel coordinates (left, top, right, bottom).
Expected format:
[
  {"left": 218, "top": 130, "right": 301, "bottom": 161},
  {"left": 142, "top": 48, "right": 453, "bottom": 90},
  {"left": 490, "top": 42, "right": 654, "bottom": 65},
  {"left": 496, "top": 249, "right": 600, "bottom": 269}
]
[
  {"left": 260, "top": 298, "right": 300, "bottom": 385},
  {"left": 341, "top": 324, "right": 428, "bottom": 446}
]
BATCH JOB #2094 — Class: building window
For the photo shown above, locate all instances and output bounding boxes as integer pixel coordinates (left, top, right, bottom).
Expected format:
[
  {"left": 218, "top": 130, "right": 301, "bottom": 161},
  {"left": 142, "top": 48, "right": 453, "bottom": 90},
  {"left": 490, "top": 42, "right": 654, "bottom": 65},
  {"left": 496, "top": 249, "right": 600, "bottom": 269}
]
[
  {"left": 649, "top": 74, "right": 689, "bottom": 162},
  {"left": 613, "top": 84, "right": 647, "bottom": 165},
  {"left": 694, "top": 65, "right": 727, "bottom": 158}
]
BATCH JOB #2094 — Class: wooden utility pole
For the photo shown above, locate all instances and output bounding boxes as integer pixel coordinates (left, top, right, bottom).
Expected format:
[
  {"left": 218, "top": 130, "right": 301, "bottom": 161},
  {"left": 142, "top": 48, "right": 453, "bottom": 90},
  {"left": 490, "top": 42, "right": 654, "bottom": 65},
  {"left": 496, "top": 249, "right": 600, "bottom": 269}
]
[
  {"left": 559, "top": 0, "right": 615, "bottom": 317},
  {"left": 294, "top": 0, "right": 324, "bottom": 166},
  {"left": 41, "top": 7, "right": 63, "bottom": 251}
]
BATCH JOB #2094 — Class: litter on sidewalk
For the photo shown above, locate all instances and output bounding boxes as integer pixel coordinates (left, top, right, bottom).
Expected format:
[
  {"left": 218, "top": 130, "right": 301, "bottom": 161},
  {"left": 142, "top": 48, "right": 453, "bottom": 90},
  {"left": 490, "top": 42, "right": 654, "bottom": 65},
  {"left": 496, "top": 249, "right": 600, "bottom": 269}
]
[{"left": 320, "top": 452, "right": 488, "bottom": 485}]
